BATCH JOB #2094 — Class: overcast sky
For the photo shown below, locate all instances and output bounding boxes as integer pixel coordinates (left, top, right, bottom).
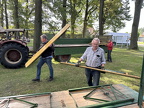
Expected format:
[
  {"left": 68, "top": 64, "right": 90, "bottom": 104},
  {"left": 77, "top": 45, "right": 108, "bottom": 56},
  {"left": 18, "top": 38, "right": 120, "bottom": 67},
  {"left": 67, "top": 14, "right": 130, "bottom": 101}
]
[{"left": 118, "top": 1, "right": 144, "bottom": 33}]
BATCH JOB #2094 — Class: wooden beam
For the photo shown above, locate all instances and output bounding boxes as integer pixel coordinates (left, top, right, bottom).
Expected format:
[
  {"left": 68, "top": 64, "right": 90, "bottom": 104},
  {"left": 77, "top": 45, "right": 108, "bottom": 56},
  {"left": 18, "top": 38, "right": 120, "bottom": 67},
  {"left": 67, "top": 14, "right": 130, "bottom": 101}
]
[
  {"left": 25, "top": 24, "right": 70, "bottom": 67},
  {"left": 60, "top": 62, "right": 140, "bottom": 79}
]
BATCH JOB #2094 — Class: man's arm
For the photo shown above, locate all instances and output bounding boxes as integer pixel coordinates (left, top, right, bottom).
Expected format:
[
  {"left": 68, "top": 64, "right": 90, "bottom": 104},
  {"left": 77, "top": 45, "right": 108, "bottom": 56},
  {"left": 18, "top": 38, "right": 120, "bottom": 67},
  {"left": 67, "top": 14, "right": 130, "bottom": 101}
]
[{"left": 101, "top": 49, "right": 106, "bottom": 67}]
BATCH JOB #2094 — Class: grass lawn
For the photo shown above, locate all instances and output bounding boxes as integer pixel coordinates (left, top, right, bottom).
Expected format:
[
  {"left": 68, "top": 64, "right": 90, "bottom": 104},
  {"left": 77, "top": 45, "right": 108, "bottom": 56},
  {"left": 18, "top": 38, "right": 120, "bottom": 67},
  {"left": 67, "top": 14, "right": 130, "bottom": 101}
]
[{"left": 0, "top": 45, "right": 144, "bottom": 97}]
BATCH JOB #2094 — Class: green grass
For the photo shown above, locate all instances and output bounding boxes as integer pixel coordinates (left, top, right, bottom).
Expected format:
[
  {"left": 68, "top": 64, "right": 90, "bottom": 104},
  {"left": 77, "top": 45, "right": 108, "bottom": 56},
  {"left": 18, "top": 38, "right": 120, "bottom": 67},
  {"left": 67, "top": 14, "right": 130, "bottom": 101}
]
[{"left": 0, "top": 46, "right": 144, "bottom": 97}]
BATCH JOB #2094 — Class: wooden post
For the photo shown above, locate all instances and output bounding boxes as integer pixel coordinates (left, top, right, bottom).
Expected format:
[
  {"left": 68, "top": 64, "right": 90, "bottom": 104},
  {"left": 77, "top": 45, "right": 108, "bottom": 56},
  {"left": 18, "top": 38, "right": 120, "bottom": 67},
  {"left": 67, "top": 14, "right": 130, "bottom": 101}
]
[
  {"left": 60, "top": 62, "right": 140, "bottom": 79},
  {"left": 25, "top": 24, "right": 70, "bottom": 67}
]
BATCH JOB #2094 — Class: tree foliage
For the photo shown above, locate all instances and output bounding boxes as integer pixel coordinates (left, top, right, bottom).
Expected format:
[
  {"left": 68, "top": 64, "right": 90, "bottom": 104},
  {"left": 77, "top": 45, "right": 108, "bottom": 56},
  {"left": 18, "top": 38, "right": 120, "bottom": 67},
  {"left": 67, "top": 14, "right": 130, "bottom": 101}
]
[
  {"left": 139, "top": 27, "right": 144, "bottom": 35},
  {"left": 104, "top": 0, "right": 131, "bottom": 32},
  {"left": 0, "top": 0, "right": 142, "bottom": 40}
]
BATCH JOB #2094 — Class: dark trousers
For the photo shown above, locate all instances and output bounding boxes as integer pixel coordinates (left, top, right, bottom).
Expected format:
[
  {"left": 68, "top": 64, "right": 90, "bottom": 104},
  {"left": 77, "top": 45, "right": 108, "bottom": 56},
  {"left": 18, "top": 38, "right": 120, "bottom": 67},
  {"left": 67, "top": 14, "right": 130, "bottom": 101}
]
[
  {"left": 85, "top": 68, "right": 100, "bottom": 86},
  {"left": 107, "top": 50, "right": 112, "bottom": 62}
]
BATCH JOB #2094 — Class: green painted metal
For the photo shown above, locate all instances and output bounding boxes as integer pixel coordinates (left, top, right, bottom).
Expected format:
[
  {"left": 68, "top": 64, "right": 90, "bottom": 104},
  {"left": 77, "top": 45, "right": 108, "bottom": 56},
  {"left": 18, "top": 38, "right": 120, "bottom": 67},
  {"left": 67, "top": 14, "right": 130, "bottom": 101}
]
[
  {"left": 13, "top": 97, "right": 38, "bottom": 108},
  {"left": 138, "top": 55, "right": 144, "bottom": 108},
  {"left": 68, "top": 84, "right": 111, "bottom": 92},
  {"left": 54, "top": 38, "right": 107, "bottom": 56},
  {"left": 54, "top": 47, "right": 87, "bottom": 55},
  {"left": 0, "top": 92, "right": 51, "bottom": 108},
  {"left": 55, "top": 38, "right": 92, "bottom": 44},
  {"left": 79, "top": 98, "right": 134, "bottom": 108},
  {"left": 84, "top": 85, "right": 131, "bottom": 103},
  {"left": 69, "top": 84, "right": 138, "bottom": 108},
  {"left": 0, "top": 92, "right": 51, "bottom": 100}
]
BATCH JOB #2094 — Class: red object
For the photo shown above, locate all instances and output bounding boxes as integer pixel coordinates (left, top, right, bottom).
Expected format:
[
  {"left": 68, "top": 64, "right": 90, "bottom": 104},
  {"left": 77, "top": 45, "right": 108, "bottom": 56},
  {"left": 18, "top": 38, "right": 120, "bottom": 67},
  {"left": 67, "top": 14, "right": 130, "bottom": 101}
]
[{"left": 106, "top": 41, "right": 113, "bottom": 50}]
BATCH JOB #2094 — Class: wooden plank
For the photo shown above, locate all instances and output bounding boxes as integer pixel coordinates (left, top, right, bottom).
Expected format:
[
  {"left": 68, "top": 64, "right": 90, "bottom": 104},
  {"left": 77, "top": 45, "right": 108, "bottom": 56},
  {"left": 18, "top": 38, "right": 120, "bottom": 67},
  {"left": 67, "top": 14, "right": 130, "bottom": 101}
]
[
  {"left": 25, "top": 24, "right": 70, "bottom": 67},
  {"left": 60, "top": 62, "right": 140, "bottom": 79},
  {"left": 0, "top": 84, "right": 140, "bottom": 108},
  {"left": 50, "top": 91, "right": 76, "bottom": 108}
]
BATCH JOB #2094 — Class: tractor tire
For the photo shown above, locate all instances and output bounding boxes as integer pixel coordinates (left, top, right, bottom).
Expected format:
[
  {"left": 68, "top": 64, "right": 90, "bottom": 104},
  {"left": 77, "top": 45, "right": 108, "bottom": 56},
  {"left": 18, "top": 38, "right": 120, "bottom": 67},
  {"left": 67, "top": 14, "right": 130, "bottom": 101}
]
[
  {"left": 0, "top": 43, "right": 29, "bottom": 68},
  {"left": 54, "top": 54, "right": 71, "bottom": 62}
]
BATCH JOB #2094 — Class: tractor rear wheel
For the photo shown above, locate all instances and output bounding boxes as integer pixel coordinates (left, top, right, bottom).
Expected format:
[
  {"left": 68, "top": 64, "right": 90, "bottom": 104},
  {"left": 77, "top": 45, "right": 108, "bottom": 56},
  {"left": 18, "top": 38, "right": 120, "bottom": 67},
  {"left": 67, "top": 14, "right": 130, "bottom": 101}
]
[
  {"left": 54, "top": 54, "right": 71, "bottom": 62},
  {"left": 0, "top": 43, "right": 29, "bottom": 68}
]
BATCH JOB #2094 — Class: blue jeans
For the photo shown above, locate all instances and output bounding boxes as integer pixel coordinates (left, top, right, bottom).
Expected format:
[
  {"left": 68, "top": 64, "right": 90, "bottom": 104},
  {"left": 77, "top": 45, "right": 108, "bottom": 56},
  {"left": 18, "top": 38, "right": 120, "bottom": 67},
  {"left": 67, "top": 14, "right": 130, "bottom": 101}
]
[
  {"left": 36, "top": 57, "right": 53, "bottom": 79},
  {"left": 85, "top": 68, "right": 100, "bottom": 86}
]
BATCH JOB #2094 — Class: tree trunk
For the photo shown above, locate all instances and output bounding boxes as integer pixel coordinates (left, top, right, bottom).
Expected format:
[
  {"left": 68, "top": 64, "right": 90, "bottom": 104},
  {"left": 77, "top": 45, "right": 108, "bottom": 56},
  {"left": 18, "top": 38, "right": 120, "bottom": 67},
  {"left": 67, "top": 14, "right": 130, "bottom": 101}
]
[
  {"left": 70, "top": 0, "right": 76, "bottom": 38},
  {"left": 4, "top": 0, "right": 8, "bottom": 29},
  {"left": 82, "top": 0, "right": 88, "bottom": 38},
  {"left": 13, "top": 0, "right": 19, "bottom": 28},
  {"left": 33, "top": 0, "right": 42, "bottom": 51},
  {"left": 129, "top": 0, "right": 143, "bottom": 50},
  {"left": 61, "top": 0, "right": 67, "bottom": 38},
  {"left": 99, "top": 0, "right": 104, "bottom": 35},
  {"left": 25, "top": 0, "right": 29, "bottom": 38},
  {"left": 70, "top": 19, "right": 75, "bottom": 38},
  {"left": 0, "top": 0, "right": 4, "bottom": 27}
]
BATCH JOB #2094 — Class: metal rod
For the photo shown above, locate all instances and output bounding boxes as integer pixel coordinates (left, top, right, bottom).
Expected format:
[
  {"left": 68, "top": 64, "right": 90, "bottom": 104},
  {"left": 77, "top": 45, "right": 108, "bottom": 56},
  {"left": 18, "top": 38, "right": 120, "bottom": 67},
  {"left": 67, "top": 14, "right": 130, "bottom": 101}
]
[
  {"left": 13, "top": 97, "right": 38, "bottom": 108},
  {"left": 80, "top": 98, "right": 134, "bottom": 108},
  {"left": 85, "top": 97, "right": 110, "bottom": 102},
  {"left": 138, "top": 55, "right": 144, "bottom": 107}
]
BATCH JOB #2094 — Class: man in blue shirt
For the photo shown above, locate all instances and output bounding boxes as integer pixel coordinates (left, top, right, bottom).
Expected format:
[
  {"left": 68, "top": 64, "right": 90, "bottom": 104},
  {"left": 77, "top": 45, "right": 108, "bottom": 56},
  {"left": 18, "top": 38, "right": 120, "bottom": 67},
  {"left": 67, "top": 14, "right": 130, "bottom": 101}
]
[
  {"left": 76, "top": 38, "right": 106, "bottom": 86},
  {"left": 32, "top": 34, "right": 54, "bottom": 82}
]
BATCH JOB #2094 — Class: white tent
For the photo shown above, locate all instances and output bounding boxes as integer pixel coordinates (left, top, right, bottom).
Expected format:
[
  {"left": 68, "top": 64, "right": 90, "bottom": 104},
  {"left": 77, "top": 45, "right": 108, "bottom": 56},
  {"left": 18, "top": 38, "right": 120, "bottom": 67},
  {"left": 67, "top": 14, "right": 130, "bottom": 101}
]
[{"left": 107, "top": 32, "right": 130, "bottom": 45}]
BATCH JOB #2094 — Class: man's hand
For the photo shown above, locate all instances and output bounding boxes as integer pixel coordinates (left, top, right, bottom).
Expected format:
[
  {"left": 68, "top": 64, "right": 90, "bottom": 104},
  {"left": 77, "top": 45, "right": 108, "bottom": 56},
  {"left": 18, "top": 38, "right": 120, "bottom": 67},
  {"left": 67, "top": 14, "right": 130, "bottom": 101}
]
[
  {"left": 75, "top": 61, "right": 81, "bottom": 67},
  {"left": 101, "top": 64, "right": 105, "bottom": 70}
]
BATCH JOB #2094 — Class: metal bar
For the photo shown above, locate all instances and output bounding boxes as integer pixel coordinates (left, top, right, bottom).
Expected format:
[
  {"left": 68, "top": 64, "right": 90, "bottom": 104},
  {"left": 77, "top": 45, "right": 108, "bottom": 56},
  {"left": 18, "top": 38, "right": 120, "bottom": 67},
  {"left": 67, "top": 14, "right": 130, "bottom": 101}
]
[
  {"left": 69, "top": 92, "right": 79, "bottom": 108},
  {"left": 13, "top": 97, "right": 38, "bottom": 108},
  {"left": 83, "top": 87, "right": 97, "bottom": 98},
  {"left": 109, "top": 84, "right": 118, "bottom": 100},
  {"left": 79, "top": 98, "right": 134, "bottom": 108},
  {"left": 68, "top": 84, "right": 110, "bottom": 92},
  {"left": 138, "top": 55, "right": 144, "bottom": 108},
  {"left": 60, "top": 62, "right": 140, "bottom": 79},
  {"left": 84, "top": 97, "right": 110, "bottom": 102},
  {"left": 100, "top": 86, "right": 114, "bottom": 101},
  {"left": 101, "top": 85, "right": 125, "bottom": 100},
  {"left": 111, "top": 86, "right": 129, "bottom": 99},
  {"left": 84, "top": 85, "right": 115, "bottom": 102},
  {"left": 0, "top": 92, "right": 51, "bottom": 100}
]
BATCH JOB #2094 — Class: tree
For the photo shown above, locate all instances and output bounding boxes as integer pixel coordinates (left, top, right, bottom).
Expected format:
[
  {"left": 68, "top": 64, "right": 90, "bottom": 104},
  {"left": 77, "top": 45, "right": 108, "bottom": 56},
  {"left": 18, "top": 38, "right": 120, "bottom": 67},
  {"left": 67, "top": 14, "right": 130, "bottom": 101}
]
[
  {"left": 61, "top": 0, "right": 67, "bottom": 38},
  {"left": 33, "top": 0, "right": 42, "bottom": 51},
  {"left": 82, "top": 0, "right": 98, "bottom": 37},
  {"left": 99, "top": 0, "right": 104, "bottom": 35},
  {"left": 138, "top": 27, "right": 144, "bottom": 35},
  {"left": 129, "top": 0, "right": 143, "bottom": 50},
  {"left": 0, "top": 0, "right": 4, "bottom": 27},
  {"left": 4, "top": 0, "right": 8, "bottom": 29},
  {"left": 69, "top": 0, "right": 80, "bottom": 38},
  {"left": 103, "top": 0, "right": 131, "bottom": 32},
  {"left": 13, "top": 0, "right": 19, "bottom": 28}
]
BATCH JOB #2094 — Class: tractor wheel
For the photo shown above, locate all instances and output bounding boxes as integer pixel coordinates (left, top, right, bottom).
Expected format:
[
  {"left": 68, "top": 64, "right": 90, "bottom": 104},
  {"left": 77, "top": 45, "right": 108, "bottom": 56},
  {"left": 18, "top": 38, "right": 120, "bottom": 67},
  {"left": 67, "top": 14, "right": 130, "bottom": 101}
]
[
  {"left": 0, "top": 43, "right": 29, "bottom": 68},
  {"left": 54, "top": 54, "right": 71, "bottom": 62}
]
